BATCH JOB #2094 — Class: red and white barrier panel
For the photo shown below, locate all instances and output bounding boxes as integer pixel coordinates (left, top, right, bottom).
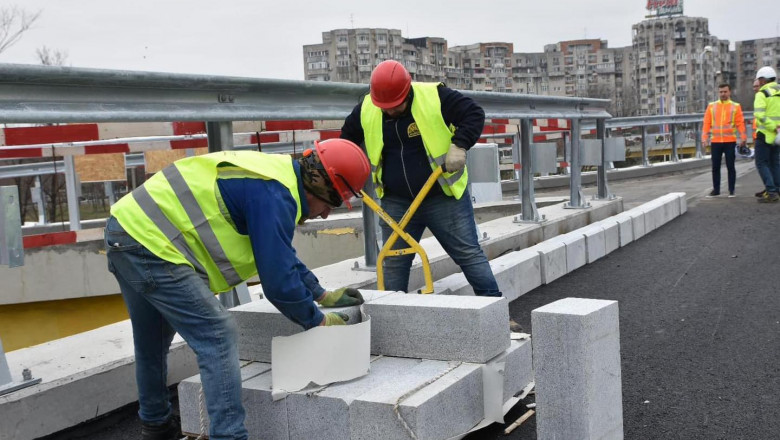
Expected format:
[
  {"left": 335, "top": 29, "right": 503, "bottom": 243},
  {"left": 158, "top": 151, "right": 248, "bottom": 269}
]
[{"left": 22, "top": 228, "right": 104, "bottom": 249}]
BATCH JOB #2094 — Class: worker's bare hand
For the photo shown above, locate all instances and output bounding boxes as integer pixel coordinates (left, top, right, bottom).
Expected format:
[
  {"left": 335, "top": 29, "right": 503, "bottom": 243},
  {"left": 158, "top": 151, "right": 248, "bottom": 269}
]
[
  {"left": 320, "top": 312, "right": 350, "bottom": 326},
  {"left": 444, "top": 143, "right": 467, "bottom": 173},
  {"left": 318, "top": 287, "right": 364, "bottom": 307}
]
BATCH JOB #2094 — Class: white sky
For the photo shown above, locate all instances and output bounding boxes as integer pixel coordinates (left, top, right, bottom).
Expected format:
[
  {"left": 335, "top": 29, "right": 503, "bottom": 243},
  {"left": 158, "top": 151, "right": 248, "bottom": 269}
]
[{"left": 0, "top": 0, "right": 771, "bottom": 81}]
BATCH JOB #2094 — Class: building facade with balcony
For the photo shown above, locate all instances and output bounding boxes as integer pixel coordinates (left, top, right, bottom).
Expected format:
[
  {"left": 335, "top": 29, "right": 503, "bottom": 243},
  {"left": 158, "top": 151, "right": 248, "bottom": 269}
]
[{"left": 735, "top": 37, "right": 780, "bottom": 109}]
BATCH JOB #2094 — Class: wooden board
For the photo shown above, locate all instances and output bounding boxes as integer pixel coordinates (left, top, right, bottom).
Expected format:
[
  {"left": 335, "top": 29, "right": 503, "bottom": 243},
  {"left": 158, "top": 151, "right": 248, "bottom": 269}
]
[{"left": 74, "top": 154, "right": 126, "bottom": 182}]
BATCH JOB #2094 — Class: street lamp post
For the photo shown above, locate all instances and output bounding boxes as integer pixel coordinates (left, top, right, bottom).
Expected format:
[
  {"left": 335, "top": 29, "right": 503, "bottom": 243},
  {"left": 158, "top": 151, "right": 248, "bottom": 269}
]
[{"left": 699, "top": 45, "right": 712, "bottom": 112}]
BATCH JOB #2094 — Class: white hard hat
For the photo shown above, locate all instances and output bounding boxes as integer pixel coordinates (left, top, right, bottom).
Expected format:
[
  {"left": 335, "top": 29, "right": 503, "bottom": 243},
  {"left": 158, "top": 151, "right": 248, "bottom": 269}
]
[{"left": 756, "top": 66, "right": 777, "bottom": 80}]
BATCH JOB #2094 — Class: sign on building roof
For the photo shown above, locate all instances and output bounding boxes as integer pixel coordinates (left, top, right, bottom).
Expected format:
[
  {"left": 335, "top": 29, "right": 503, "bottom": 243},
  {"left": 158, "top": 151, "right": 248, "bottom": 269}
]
[{"left": 646, "top": 0, "right": 683, "bottom": 17}]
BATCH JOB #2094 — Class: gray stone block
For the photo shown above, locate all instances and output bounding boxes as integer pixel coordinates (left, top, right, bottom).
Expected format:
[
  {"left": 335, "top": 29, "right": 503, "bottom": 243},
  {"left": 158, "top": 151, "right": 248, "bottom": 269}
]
[
  {"left": 232, "top": 291, "right": 390, "bottom": 362},
  {"left": 593, "top": 219, "right": 620, "bottom": 255},
  {"left": 487, "top": 339, "right": 534, "bottom": 403},
  {"left": 490, "top": 249, "right": 542, "bottom": 302},
  {"left": 612, "top": 213, "right": 634, "bottom": 247},
  {"left": 287, "top": 357, "right": 422, "bottom": 440},
  {"left": 364, "top": 293, "right": 510, "bottom": 363},
  {"left": 432, "top": 272, "right": 467, "bottom": 295},
  {"left": 179, "top": 361, "right": 272, "bottom": 436},
  {"left": 580, "top": 225, "right": 606, "bottom": 263},
  {"left": 556, "top": 232, "right": 586, "bottom": 273},
  {"left": 529, "top": 239, "right": 567, "bottom": 284},
  {"left": 350, "top": 360, "right": 484, "bottom": 440},
  {"left": 627, "top": 209, "right": 646, "bottom": 240},
  {"left": 242, "top": 371, "right": 291, "bottom": 440},
  {"left": 639, "top": 200, "right": 664, "bottom": 233},
  {"left": 532, "top": 298, "right": 623, "bottom": 440}
]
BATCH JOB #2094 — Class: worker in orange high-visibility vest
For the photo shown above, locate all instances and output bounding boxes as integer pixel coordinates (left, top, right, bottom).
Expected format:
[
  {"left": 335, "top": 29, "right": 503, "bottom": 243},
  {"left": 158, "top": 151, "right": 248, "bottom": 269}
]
[{"left": 702, "top": 83, "right": 747, "bottom": 197}]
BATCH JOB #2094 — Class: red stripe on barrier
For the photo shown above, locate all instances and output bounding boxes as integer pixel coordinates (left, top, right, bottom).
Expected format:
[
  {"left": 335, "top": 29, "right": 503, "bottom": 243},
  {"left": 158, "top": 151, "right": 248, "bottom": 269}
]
[
  {"left": 85, "top": 143, "right": 130, "bottom": 154},
  {"left": 0, "top": 147, "right": 42, "bottom": 158},
  {"left": 172, "top": 122, "right": 206, "bottom": 135},
  {"left": 559, "top": 162, "right": 569, "bottom": 167},
  {"left": 4, "top": 124, "right": 99, "bottom": 145},
  {"left": 266, "top": 120, "right": 314, "bottom": 131},
  {"left": 23, "top": 231, "right": 77, "bottom": 249},
  {"left": 171, "top": 139, "right": 208, "bottom": 149},
  {"left": 490, "top": 118, "right": 509, "bottom": 124},
  {"left": 318, "top": 130, "right": 342, "bottom": 140},
  {"left": 252, "top": 133, "right": 280, "bottom": 144},
  {"left": 482, "top": 125, "right": 507, "bottom": 134},
  {"left": 514, "top": 163, "right": 522, "bottom": 170}
]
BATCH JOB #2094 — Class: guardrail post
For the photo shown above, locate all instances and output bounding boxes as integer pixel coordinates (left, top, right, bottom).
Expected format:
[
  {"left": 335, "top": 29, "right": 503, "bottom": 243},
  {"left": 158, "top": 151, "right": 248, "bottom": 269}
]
[
  {"left": 32, "top": 176, "right": 46, "bottom": 224},
  {"left": 0, "top": 186, "right": 23, "bottom": 268},
  {"left": 562, "top": 131, "right": 570, "bottom": 175},
  {"left": 206, "top": 121, "right": 234, "bottom": 152},
  {"left": 63, "top": 155, "right": 82, "bottom": 231},
  {"left": 518, "top": 118, "right": 540, "bottom": 222},
  {"left": 565, "top": 119, "right": 588, "bottom": 209},
  {"left": 694, "top": 121, "right": 703, "bottom": 158},
  {"left": 670, "top": 123, "right": 679, "bottom": 162},
  {"left": 104, "top": 181, "right": 116, "bottom": 206},
  {"left": 596, "top": 118, "right": 612, "bottom": 200},
  {"left": 641, "top": 125, "right": 650, "bottom": 167}
]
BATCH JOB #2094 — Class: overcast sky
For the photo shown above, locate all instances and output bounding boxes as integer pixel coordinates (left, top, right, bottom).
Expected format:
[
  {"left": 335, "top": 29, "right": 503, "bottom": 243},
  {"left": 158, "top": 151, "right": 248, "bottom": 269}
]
[{"left": 0, "top": 0, "right": 772, "bottom": 81}]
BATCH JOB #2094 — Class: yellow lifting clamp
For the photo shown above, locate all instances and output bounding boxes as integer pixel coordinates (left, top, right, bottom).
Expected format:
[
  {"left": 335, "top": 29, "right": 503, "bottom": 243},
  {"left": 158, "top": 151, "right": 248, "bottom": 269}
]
[{"left": 360, "top": 166, "right": 444, "bottom": 294}]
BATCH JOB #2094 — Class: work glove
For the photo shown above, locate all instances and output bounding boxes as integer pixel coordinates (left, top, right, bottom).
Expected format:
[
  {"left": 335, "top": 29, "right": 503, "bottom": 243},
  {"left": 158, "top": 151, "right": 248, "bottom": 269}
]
[
  {"left": 318, "top": 287, "right": 364, "bottom": 308},
  {"left": 321, "top": 312, "right": 350, "bottom": 326},
  {"left": 444, "top": 143, "right": 467, "bottom": 173}
]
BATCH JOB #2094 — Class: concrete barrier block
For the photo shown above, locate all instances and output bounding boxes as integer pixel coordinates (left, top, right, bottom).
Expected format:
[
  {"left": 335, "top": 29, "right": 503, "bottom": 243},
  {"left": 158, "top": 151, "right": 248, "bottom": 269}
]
[
  {"left": 556, "top": 232, "right": 586, "bottom": 273},
  {"left": 639, "top": 201, "right": 664, "bottom": 233},
  {"left": 232, "top": 291, "right": 391, "bottom": 362},
  {"left": 287, "top": 357, "right": 422, "bottom": 440},
  {"left": 490, "top": 248, "right": 542, "bottom": 301},
  {"left": 350, "top": 360, "right": 484, "bottom": 440},
  {"left": 179, "top": 362, "right": 272, "bottom": 436},
  {"left": 581, "top": 225, "right": 606, "bottom": 263},
  {"left": 530, "top": 240, "right": 567, "bottom": 284},
  {"left": 612, "top": 213, "right": 634, "bottom": 247},
  {"left": 627, "top": 210, "right": 646, "bottom": 240},
  {"left": 594, "top": 219, "right": 620, "bottom": 255},
  {"left": 363, "top": 293, "right": 510, "bottom": 363},
  {"left": 532, "top": 298, "right": 623, "bottom": 440},
  {"left": 676, "top": 192, "right": 688, "bottom": 214},
  {"left": 432, "top": 272, "right": 468, "bottom": 295},
  {"left": 242, "top": 371, "right": 290, "bottom": 440}
]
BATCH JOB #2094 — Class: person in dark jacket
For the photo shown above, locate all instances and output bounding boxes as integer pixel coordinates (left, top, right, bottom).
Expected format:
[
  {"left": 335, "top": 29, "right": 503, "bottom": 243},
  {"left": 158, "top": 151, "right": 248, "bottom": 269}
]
[{"left": 340, "top": 60, "right": 501, "bottom": 298}]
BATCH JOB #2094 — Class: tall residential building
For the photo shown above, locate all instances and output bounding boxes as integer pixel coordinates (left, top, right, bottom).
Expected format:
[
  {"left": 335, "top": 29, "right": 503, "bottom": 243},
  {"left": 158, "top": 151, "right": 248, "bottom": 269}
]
[
  {"left": 631, "top": 16, "right": 730, "bottom": 116},
  {"left": 735, "top": 38, "right": 780, "bottom": 109}
]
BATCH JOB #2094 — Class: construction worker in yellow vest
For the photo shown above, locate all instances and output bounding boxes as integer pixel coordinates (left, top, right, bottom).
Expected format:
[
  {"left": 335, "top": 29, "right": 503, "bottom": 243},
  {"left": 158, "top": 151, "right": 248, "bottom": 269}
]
[
  {"left": 702, "top": 83, "right": 747, "bottom": 197},
  {"left": 340, "top": 60, "right": 503, "bottom": 298},
  {"left": 754, "top": 66, "right": 780, "bottom": 202},
  {"left": 105, "top": 140, "right": 370, "bottom": 440}
]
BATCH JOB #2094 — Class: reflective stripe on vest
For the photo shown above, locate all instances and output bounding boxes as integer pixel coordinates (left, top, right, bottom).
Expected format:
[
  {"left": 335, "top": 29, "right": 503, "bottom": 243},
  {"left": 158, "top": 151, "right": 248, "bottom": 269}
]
[
  {"left": 360, "top": 82, "right": 469, "bottom": 199},
  {"left": 110, "top": 151, "right": 301, "bottom": 292}
]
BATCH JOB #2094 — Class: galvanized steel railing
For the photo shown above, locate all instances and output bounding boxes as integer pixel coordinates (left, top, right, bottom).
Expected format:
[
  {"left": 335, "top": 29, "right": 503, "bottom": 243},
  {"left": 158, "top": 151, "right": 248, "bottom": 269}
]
[{"left": 0, "top": 63, "right": 617, "bottom": 268}]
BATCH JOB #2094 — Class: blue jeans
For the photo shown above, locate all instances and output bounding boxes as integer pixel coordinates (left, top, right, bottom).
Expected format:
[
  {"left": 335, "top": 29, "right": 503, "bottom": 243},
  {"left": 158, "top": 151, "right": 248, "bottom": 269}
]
[
  {"left": 104, "top": 216, "right": 248, "bottom": 440},
  {"left": 378, "top": 191, "right": 501, "bottom": 296},
  {"left": 710, "top": 142, "right": 736, "bottom": 194},
  {"left": 755, "top": 137, "right": 780, "bottom": 193}
]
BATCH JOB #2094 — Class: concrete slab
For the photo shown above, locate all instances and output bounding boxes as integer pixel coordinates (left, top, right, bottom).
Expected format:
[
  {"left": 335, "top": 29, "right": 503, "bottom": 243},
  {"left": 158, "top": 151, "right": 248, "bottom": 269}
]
[
  {"left": 363, "top": 293, "right": 510, "bottom": 363},
  {"left": 490, "top": 248, "right": 542, "bottom": 302},
  {"left": 612, "top": 213, "right": 634, "bottom": 247},
  {"left": 593, "top": 218, "right": 620, "bottom": 255},
  {"left": 232, "top": 291, "right": 391, "bottom": 362},
  {"left": 627, "top": 209, "right": 646, "bottom": 240},
  {"left": 639, "top": 200, "right": 664, "bottom": 233},
  {"left": 532, "top": 298, "right": 623, "bottom": 440},
  {"left": 350, "top": 360, "right": 484, "bottom": 440},
  {"left": 287, "top": 357, "right": 422, "bottom": 440},
  {"left": 529, "top": 239, "right": 567, "bottom": 284},
  {"left": 242, "top": 371, "right": 291, "bottom": 440}
]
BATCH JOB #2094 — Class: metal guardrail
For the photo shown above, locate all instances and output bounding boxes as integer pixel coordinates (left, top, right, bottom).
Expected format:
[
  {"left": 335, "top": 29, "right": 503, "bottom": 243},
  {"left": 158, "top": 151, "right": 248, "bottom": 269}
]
[{"left": 0, "top": 62, "right": 614, "bottom": 267}]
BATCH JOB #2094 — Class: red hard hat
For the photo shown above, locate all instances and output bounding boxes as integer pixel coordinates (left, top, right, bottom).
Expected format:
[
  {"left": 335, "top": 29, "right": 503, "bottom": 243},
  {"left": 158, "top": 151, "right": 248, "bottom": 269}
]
[
  {"left": 314, "top": 139, "right": 370, "bottom": 209},
  {"left": 370, "top": 60, "right": 412, "bottom": 109}
]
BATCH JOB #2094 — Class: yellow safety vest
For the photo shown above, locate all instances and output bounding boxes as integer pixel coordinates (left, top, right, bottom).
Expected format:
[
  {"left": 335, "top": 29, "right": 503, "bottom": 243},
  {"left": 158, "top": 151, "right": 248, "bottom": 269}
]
[
  {"left": 754, "top": 82, "right": 780, "bottom": 144},
  {"left": 360, "top": 82, "right": 469, "bottom": 199},
  {"left": 110, "top": 151, "right": 302, "bottom": 292}
]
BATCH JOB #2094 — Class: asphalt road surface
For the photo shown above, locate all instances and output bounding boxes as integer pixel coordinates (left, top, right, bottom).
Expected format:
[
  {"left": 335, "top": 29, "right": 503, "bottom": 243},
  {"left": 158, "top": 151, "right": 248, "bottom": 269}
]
[{"left": 43, "top": 166, "right": 780, "bottom": 440}]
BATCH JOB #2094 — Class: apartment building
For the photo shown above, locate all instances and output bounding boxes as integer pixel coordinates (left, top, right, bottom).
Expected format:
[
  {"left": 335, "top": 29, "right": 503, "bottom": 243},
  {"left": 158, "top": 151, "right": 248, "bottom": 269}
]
[
  {"left": 735, "top": 37, "right": 780, "bottom": 109},
  {"left": 631, "top": 16, "right": 730, "bottom": 115}
]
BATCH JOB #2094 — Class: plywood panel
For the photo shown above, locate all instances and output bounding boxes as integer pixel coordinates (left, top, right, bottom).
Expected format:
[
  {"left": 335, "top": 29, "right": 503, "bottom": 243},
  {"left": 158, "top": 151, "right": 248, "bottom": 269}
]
[
  {"left": 144, "top": 148, "right": 208, "bottom": 174},
  {"left": 74, "top": 154, "right": 126, "bottom": 182}
]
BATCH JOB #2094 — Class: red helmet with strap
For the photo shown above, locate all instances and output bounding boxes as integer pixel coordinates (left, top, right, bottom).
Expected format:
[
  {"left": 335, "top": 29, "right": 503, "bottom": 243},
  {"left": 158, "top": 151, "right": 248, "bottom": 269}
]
[
  {"left": 304, "top": 139, "right": 370, "bottom": 209},
  {"left": 370, "top": 60, "right": 412, "bottom": 109}
]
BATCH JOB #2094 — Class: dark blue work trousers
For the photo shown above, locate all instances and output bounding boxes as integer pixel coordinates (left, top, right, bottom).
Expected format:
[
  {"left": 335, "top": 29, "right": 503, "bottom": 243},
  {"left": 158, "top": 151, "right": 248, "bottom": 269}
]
[{"left": 711, "top": 142, "right": 736, "bottom": 194}]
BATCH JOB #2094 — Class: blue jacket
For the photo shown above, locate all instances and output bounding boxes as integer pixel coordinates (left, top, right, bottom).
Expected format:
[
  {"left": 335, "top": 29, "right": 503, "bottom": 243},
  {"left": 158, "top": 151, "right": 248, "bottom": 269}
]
[
  {"left": 340, "top": 84, "right": 485, "bottom": 200},
  {"left": 216, "top": 161, "right": 325, "bottom": 330}
]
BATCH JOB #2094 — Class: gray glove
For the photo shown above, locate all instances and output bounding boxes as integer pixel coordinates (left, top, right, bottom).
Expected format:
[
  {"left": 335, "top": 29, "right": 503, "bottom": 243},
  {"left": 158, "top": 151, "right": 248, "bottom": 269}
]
[{"left": 444, "top": 143, "right": 467, "bottom": 172}]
